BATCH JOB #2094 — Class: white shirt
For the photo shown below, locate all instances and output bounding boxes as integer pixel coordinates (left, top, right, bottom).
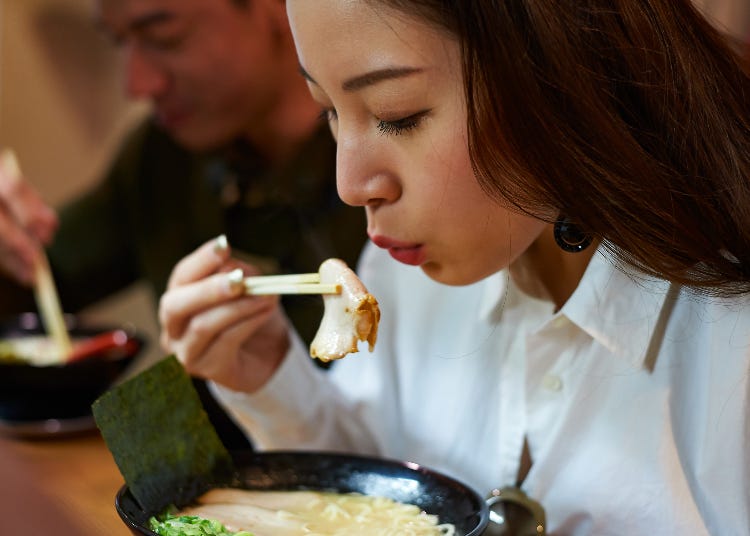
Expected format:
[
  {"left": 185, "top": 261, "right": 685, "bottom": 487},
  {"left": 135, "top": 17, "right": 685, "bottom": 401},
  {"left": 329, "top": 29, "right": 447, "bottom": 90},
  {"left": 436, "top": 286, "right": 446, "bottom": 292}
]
[{"left": 213, "top": 242, "right": 750, "bottom": 535}]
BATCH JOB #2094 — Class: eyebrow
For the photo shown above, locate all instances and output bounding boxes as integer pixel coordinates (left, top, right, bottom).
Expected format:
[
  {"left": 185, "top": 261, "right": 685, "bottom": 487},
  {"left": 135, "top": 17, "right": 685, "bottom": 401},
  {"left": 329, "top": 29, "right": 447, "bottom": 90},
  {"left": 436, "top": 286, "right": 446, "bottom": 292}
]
[
  {"left": 97, "top": 10, "right": 174, "bottom": 39},
  {"left": 129, "top": 11, "right": 174, "bottom": 33},
  {"left": 299, "top": 66, "right": 424, "bottom": 92}
]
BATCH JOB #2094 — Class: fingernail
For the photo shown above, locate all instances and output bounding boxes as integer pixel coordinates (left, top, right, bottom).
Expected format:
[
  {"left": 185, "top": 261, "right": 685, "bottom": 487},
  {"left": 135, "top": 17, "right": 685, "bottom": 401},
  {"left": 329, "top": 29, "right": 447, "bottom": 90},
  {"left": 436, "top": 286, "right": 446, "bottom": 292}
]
[
  {"left": 226, "top": 268, "right": 245, "bottom": 295},
  {"left": 214, "top": 234, "right": 229, "bottom": 254}
]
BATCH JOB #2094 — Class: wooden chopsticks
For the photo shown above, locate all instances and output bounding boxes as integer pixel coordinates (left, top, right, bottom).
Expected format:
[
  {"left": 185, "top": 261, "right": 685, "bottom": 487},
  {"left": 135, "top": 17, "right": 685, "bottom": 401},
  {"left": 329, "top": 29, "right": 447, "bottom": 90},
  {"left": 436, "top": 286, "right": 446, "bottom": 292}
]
[
  {"left": 1, "top": 149, "right": 72, "bottom": 359},
  {"left": 243, "top": 273, "right": 341, "bottom": 295},
  {"left": 33, "top": 250, "right": 73, "bottom": 358}
]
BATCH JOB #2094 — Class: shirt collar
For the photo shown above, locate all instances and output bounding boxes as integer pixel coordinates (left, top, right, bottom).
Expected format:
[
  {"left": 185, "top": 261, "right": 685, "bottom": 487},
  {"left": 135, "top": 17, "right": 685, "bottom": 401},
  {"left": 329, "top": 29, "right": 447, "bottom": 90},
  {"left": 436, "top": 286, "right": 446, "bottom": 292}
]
[
  {"left": 477, "top": 269, "right": 556, "bottom": 327},
  {"left": 558, "top": 245, "right": 672, "bottom": 369},
  {"left": 478, "top": 245, "right": 673, "bottom": 369}
]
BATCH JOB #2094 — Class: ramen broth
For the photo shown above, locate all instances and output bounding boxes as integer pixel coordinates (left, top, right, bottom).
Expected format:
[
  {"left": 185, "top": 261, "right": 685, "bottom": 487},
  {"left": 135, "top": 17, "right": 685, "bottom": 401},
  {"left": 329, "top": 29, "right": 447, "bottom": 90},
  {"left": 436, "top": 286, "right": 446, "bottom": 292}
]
[{"left": 175, "top": 488, "right": 456, "bottom": 535}]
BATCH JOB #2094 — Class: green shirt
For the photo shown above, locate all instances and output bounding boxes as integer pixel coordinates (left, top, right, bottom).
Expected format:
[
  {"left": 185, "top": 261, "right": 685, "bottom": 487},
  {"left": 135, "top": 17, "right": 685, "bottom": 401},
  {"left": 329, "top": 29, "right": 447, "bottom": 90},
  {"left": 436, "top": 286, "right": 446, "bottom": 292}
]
[{"left": 31, "top": 119, "right": 367, "bottom": 345}]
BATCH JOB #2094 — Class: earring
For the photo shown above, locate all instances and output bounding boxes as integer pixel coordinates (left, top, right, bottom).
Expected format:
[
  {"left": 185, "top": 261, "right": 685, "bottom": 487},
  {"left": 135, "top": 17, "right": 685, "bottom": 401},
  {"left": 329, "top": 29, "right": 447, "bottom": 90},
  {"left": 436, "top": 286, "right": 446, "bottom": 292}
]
[{"left": 553, "top": 216, "right": 592, "bottom": 253}]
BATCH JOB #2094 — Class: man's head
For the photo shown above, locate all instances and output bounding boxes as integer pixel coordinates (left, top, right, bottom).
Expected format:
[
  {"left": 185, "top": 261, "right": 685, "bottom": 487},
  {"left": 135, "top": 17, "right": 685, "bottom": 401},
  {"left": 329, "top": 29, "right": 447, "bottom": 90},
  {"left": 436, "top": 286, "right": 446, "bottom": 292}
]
[{"left": 96, "top": 0, "right": 294, "bottom": 150}]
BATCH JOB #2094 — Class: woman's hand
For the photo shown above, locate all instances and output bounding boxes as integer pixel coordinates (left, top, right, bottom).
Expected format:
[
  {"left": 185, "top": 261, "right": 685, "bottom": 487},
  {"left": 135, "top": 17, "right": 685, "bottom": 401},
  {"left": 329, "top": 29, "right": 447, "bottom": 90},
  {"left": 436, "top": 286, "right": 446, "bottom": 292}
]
[
  {"left": 159, "top": 236, "right": 291, "bottom": 393},
  {"left": 0, "top": 151, "right": 58, "bottom": 285}
]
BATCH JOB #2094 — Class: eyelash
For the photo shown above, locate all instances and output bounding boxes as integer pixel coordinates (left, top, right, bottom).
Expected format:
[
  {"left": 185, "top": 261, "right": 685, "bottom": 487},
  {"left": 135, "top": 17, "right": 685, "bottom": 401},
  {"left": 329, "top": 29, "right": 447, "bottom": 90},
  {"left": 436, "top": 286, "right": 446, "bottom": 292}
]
[
  {"left": 377, "top": 112, "right": 427, "bottom": 136},
  {"left": 318, "top": 108, "right": 429, "bottom": 137}
]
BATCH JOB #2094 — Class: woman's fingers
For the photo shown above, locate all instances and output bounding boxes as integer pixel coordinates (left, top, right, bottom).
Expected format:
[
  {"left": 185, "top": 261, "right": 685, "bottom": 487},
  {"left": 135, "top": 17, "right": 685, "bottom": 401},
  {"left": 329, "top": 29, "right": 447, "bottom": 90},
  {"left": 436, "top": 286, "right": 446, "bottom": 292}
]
[
  {"left": 160, "top": 235, "right": 275, "bottom": 352},
  {"left": 166, "top": 235, "right": 232, "bottom": 290},
  {"left": 158, "top": 235, "right": 291, "bottom": 391},
  {"left": 159, "top": 268, "right": 249, "bottom": 342},
  {"left": 172, "top": 296, "right": 277, "bottom": 374},
  {"left": 164, "top": 294, "right": 279, "bottom": 388},
  {"left": 198, "top": 310, "right": 285, "bottom": 392}
]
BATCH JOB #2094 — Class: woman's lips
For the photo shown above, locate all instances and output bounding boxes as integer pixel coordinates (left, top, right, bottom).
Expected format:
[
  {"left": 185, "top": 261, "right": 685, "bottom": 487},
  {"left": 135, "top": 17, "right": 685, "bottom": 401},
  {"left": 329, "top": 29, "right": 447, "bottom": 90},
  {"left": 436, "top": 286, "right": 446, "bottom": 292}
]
[{"left": 370, "top": 235, "right": 426, "bottom": 266}]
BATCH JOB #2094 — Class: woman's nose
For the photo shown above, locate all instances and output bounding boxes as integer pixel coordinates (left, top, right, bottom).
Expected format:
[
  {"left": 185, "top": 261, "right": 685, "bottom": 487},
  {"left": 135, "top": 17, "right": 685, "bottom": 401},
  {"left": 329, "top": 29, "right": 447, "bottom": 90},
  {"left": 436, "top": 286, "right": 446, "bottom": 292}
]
[
  {"left": 336, "top": 134, "right": 401, "bottom": 208},
  {"left": 123, "top": 46, "right": 169, "bottom": 100}
]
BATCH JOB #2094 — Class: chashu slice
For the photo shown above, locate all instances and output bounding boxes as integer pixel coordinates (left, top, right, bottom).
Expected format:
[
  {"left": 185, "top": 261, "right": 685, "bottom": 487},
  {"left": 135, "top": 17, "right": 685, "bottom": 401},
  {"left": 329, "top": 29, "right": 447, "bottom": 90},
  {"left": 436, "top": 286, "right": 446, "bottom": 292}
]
[{"left": 310, "top": 259, "right": 380, "bottom": 362}]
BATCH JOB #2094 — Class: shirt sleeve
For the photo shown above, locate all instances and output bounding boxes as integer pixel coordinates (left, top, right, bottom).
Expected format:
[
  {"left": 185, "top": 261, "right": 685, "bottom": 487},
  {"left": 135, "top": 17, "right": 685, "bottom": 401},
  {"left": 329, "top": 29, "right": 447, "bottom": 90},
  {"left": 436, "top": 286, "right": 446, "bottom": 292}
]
[{"left": 208, "top": 329, "right": 381, "bottom": 454}]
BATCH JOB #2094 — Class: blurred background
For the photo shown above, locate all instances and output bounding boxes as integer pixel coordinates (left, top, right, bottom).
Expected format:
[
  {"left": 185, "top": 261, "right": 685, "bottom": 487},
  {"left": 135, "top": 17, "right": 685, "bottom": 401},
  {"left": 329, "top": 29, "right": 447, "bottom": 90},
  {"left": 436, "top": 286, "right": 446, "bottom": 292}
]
[
  {"left": 0, "top": 0, "right": 748, "bottom": 375},
  {"left": 0, "top": 0, "right": 158, "bottom": 372}
]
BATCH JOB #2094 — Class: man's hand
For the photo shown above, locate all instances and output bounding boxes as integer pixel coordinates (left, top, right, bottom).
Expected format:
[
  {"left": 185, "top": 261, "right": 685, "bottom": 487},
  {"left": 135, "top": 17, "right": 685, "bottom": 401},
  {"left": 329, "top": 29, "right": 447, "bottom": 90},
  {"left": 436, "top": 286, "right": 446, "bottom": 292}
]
[{"left": 0, "top": 150, "right": 58, "bottom": 285}]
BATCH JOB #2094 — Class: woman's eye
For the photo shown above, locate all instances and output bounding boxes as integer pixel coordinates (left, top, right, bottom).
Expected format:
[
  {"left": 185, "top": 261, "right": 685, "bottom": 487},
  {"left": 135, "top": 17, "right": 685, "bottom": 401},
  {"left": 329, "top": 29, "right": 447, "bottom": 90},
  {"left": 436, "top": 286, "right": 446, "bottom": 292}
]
[{"left": 377, "top": 111, "right": 428, "bottom": 136}]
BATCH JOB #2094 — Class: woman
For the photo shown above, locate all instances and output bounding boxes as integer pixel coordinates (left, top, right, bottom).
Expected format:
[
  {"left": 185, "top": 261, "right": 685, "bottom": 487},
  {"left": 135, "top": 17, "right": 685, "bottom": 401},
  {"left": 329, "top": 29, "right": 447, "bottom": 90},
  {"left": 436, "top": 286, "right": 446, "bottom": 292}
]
[{"left": 159, "top": 1, "right": 750, "bottom": 533}]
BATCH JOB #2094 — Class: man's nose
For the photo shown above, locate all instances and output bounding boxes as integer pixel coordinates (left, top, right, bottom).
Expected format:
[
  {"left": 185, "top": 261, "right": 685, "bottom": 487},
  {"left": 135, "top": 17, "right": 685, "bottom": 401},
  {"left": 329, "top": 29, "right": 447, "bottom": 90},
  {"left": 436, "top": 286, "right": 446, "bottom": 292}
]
[{"left": 123, "top": 46, "right": 168, "bottom": 100}]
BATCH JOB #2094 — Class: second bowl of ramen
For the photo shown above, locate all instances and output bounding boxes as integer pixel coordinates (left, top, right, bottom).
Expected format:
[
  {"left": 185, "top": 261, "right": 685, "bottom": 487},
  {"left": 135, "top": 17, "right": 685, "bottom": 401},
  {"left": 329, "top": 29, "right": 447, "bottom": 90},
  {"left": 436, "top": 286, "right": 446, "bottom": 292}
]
[{"left": 0, "top": 312, "right": 143, "bottom": 436}]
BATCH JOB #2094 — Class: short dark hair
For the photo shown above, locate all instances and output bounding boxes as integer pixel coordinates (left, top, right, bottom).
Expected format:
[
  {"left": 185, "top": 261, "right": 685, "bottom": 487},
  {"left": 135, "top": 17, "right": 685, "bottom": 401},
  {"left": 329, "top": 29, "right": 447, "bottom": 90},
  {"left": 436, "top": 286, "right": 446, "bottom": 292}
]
[{"left": 371, "top": 0, "right": 750, "bottom": 294}]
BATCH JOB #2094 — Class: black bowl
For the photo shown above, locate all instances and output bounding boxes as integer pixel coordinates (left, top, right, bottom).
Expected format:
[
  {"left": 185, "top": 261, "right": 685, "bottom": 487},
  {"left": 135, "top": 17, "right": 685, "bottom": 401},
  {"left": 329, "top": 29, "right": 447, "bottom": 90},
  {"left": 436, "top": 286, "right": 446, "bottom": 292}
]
[
  {"left": 116, "top": 450, "right": 490, "bottom": 535},
  {"left": 0, "top": 312, "right": 143, "bottom": 432}
]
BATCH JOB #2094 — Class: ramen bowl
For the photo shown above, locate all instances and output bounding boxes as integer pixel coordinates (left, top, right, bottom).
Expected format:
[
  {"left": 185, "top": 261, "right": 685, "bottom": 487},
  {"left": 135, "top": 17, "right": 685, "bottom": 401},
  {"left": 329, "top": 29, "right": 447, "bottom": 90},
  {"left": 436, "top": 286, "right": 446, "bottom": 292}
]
[
  {"left": 116, "top": 450, "right": 490, "bottom": 535},
  {"left": 0, "top": 312, "right": 143, "bottom": 436}
]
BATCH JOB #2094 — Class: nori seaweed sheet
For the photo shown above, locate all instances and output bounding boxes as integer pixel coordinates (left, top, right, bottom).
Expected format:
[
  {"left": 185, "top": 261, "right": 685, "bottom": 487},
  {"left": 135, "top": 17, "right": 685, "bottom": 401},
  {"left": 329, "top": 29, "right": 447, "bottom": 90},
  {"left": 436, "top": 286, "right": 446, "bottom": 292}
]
[{"left": 92, "top": 356, "right": 234, "bottom": 512}]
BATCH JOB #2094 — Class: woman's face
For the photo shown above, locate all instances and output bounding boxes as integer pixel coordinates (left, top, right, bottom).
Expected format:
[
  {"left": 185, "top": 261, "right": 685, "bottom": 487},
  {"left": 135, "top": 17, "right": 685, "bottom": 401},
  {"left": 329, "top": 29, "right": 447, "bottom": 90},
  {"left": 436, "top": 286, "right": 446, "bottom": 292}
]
[{"left": 288, "top": 0, "right": 545, "bottom": 285}]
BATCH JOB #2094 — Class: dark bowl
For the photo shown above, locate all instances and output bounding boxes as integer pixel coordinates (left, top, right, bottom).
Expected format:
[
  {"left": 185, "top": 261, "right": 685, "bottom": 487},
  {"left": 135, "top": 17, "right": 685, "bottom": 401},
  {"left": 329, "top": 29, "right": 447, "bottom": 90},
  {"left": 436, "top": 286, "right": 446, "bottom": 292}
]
[
  {"left": 116, "top": 450, "right": 490, "bottom": 535},
  {"left": 0, "top": 312, "right": 143, "bottom": 432}
]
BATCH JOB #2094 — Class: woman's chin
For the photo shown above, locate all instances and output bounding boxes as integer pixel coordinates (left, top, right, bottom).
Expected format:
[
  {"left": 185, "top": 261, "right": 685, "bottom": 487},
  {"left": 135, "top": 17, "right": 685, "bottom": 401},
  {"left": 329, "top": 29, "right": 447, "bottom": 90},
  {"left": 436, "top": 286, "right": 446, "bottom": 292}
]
[{"left": 420, "top": 261, "right": 491, "bottom": 287}]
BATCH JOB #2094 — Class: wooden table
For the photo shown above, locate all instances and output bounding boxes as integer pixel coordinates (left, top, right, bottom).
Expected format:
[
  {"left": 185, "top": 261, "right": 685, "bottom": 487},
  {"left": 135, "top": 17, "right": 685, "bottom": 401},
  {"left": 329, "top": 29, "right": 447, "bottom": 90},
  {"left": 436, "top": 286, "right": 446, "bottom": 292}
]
[{"left": 0, "top": 429, "right": 132, "bottom": 535}]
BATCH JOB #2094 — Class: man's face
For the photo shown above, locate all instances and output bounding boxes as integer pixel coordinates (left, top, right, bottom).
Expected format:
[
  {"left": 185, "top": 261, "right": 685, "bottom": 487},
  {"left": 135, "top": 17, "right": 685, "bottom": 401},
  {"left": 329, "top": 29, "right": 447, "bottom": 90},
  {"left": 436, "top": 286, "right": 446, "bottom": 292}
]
[{"left": 96, "top": 0, "right": 285, "bottom": 150}]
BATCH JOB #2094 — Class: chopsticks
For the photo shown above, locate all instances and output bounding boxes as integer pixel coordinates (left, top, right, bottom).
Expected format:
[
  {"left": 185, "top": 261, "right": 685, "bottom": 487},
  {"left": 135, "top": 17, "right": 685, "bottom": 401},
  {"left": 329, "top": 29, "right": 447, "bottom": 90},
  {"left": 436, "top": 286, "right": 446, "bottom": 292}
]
[
  {"left": 1, "top": 149, "right": 72, "bottom": 359},
  {"left": 33, "top": 250, "right": 73, "bottom": 358},
  {"left": 243, "top": 273, "right": 341, "bottom": 295}
]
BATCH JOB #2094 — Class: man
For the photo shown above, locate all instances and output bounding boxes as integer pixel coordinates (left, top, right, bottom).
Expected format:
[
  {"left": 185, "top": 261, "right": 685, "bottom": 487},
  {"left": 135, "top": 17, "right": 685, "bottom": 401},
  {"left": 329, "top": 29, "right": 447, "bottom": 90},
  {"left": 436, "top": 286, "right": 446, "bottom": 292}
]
[{"left": 0, "top": 0, "right": 367, "bottom": 446}]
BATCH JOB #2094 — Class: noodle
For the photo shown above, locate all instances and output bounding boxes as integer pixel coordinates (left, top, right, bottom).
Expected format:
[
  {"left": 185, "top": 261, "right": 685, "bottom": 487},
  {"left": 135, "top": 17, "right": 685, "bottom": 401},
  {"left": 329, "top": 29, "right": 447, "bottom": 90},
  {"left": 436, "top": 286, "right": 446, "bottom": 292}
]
[
  {"left": 176, "top": 488, "right": 456, "bottom": 536},
  {"left": 0, "top": 335, "right": 85, "bottom": 365}
]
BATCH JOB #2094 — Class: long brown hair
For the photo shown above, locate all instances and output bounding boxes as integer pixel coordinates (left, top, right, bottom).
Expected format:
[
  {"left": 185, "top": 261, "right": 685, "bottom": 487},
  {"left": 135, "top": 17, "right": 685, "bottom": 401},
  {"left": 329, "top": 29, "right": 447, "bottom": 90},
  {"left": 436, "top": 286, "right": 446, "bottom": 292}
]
[{"left": 374, "top": 0, "right": 750, "bottom": 294}]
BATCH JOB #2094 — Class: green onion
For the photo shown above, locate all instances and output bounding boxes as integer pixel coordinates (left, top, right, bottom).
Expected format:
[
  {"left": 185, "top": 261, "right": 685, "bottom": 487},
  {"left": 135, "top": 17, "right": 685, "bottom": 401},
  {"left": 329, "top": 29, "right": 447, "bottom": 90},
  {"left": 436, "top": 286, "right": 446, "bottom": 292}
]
[{"left": 148, "top": 513, "right": 254, "bottom": 536}]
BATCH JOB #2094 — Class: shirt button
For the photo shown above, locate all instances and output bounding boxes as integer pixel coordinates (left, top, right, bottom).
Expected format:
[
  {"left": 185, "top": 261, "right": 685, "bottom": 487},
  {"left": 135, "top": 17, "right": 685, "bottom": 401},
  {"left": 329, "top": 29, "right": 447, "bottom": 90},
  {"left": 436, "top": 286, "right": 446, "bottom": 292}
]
[
  {"left": 551, "top": 316, "right": 567, "bottom": 328},
  {"left": 542, "top": 374, "right": 563, "bottom": 391}
]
